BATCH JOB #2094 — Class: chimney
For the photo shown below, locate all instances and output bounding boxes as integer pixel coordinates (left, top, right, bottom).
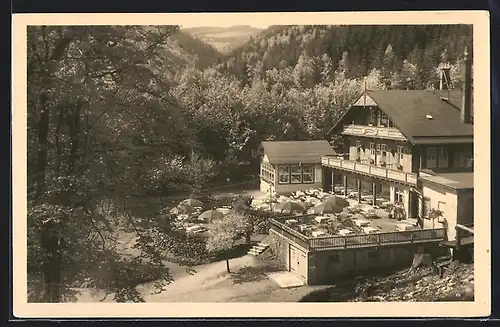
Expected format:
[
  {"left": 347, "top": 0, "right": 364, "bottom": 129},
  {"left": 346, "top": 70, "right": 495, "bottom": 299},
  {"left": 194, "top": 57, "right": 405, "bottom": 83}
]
[
  {"left": 461, "top": 47, "right": 472, "bottom": 124},
  {"left": 438, "top": 63, "right": 452, "bottom": 91}
]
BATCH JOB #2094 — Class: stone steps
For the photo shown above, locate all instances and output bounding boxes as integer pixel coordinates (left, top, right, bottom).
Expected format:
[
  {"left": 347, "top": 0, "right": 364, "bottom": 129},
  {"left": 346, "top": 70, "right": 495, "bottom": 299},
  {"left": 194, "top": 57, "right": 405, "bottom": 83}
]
[{"left": 247, "top": 242, "right": 269, "bottom": 256}]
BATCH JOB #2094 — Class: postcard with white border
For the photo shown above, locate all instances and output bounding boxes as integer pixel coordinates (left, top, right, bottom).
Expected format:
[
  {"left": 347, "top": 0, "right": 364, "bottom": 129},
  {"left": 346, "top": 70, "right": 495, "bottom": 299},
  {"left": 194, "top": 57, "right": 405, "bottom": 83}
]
[{"left": 12, "top": 10, "right": 490, "bottom": 318}]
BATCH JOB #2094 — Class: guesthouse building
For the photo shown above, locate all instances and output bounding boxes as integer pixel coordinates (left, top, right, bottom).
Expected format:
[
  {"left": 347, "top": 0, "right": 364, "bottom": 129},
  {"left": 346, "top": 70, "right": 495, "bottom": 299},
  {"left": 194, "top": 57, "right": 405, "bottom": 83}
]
[
  {"left": 264, "top": 48, "right": 475, "bottom": 283},
  {"left": 323, "top": 48, "right": 473, "bottom": 227},
  {"left": 259, "top": 140, "right": 336, "bottom": 195}
]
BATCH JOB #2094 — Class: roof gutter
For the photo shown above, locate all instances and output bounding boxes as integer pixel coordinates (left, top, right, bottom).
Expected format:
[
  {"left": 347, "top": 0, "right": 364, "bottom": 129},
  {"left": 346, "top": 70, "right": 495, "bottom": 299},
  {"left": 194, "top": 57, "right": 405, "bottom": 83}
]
[{"left": 419, "top": 176, "right": 473, "bottom": 192}]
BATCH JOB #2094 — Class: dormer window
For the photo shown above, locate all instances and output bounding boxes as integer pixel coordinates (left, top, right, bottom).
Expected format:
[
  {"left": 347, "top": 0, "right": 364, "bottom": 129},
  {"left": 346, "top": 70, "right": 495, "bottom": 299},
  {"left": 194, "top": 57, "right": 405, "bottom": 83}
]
[{"left": 425, "top": 114, "right": 434, "bottom": 120}]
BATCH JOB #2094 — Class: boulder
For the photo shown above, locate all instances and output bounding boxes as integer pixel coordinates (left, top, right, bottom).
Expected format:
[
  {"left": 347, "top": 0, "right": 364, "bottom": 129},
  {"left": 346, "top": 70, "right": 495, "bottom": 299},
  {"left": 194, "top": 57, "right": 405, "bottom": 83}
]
[{"left": 411, "top": 253, "right": 433, "bottom": 269}]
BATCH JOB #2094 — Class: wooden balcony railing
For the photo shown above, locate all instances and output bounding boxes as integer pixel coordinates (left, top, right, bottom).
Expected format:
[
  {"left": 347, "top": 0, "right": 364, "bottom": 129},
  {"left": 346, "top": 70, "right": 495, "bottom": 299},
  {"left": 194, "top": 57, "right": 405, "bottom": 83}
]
[
  {"left": 342, "top": 124, "right": 407, "bottom": 141},
  {"left": 321, "top": 156, "right": 418, "bottom": 185},
  {"left": 269, "top": 217, "right": 446, "bottom": 251},
  {"left": 269, "top": 219, "right": 311, "bottom": 250}
]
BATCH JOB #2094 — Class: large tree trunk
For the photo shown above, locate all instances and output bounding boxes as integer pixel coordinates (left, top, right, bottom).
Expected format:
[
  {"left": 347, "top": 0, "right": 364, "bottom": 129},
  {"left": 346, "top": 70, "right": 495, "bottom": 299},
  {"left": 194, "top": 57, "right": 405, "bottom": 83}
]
[
  {"left": 41, "top": 221, "right": 63, "bottom": 302},
  {"left": 33, "top": 30, "right": 75, "bottom": 302},
  {"left": 67, "top": 99, "right": 82, "bottom": 174},
  {"left": 34, "top": 93, "right": 50, "bottom": 199}
]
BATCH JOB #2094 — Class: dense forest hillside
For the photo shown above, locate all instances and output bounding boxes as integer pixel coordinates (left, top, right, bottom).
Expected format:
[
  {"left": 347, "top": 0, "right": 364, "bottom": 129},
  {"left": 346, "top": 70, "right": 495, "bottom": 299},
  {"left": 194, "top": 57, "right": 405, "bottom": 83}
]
[
  {"left": 168, "top": 31, "right": 223, "bottom": 68},
  {"left": 172, "top": 24, "right": 473, "bottom": 173},
  {"left": 183, "top": 25, "right": 262, "bottom": 53},
  {"left": 216, "top": 25, "right": 472, "bottom": 88},
  {"left": 144, "top": 28, "right": 223, "bottom": 79}
]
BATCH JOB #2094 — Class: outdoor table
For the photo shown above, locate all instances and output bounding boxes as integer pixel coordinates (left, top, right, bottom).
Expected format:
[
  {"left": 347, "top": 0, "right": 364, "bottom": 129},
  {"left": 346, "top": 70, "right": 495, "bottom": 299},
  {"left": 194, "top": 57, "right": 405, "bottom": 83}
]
[
  {"left": 338, "top": 229, "right": 353, "bottom": 236},
  {"left": 396, "top": 223, "right": 413, "bottom": 231},
  {"left": 400, "top": 219, "right": 418, "bottom": 226},
  {"left": 311, "top": 230, "right": 327, "bottom": 237},
  {"left": 362, "top": 226, "right": 378, "bottom": 234},
  {"left": 298, "top": 224, "right": 311, "bottom": 232},
  {"left": 348, "top": 191, "right": 359, "bottom": 198},
  {"left": 353, "top": 219, "right": 370, "bottom": 227},
  {"left": 314, "top": 216, "right": 330, "bottom": 224}
]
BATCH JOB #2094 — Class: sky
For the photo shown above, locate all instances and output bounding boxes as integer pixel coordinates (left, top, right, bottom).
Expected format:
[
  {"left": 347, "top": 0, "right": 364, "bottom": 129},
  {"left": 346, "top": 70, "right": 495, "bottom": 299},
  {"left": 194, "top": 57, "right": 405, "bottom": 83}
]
[
  {"left": 170, "top": 13, "right": 274, "bottom": 30},
  {"left": 178, "top": 22, "right": 271, "bottom": 30}
]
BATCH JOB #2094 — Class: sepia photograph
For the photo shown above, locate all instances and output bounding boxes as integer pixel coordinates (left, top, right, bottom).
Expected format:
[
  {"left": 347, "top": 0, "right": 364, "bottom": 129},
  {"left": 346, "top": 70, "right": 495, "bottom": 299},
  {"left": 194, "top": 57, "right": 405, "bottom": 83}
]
[{"left": 12, "top": 11, "right": 490, "bottom": 318}]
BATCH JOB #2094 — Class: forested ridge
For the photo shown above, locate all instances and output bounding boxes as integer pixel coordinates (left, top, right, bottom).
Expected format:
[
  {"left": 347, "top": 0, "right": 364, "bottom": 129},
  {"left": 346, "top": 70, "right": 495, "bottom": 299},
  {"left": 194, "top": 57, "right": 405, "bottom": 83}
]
[
  {"left": 182, "top": 25, "right": 262, "bottom": 53},
  {"left": 25, "top": 24, "right": 472, "bottom": 303},
  {"left": 171, "top": 24, "right": 472, "bottom": 164},
  {"left": 218, "top": 25, "right": 472, "bottom": 84}
]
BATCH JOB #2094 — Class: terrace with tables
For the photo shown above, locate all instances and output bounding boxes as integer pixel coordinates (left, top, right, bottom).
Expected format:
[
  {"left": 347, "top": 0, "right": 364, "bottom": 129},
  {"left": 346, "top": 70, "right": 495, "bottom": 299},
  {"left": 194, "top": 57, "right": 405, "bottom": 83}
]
[{"left": 264, "top": 188, "right": 446, "bottom": 252}]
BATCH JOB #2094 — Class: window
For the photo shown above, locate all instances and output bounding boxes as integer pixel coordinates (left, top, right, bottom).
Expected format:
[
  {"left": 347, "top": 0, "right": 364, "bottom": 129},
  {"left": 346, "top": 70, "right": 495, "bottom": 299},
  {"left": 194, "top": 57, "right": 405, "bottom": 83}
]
[
  {"left": 376, "top": 144, "right": 381, "bottom": 151},
  {"left": 380, "top": 144, "right": 387, "bottom": 158},
  {"left": 356, "top": 140, "right": 361, "bottom": 147},
  {"left": 302, "top": 165, "right": 314, "bottom": 183},
  {"left": 290, "top": 164, "right": 302, "bottom": 184},
  {"left": 369, "top": 109, "right": 377, "bottom": 125},
  {"left": 278, "top": 165, "right": 290, "bottom": 184},
  {"left": 427, "top": 147, "right": 437, "bottom": 160},
  {"left": 370, "top": 142, "right": 375, "bottom": 156},
  {"left": 397, "top": 146, "right": 404, "bottom": 162},
  {"left": 379, "top": 112, "right": 388, "bottom": 126},
  {"left": 277, "top": 164, "right": 314, "bottom": 184},
  {"left": 395, "top": 188, "right": 405, "bottom": 204},
  {"left": 260, "top": 161, "right": 275, "bottom": 182},
  {"left": 426, "top": 147, "right": 437, "bottom": 168}
]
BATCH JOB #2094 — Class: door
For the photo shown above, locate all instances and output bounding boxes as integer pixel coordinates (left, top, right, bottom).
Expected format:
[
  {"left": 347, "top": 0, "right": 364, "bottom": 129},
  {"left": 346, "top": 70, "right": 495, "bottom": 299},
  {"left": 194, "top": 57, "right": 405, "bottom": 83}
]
[
  {"left": 410, "top": 191, "right": 419, "bottom": 218},
  {"left": 290, "top": 245, "right": 307, "bottom": 279},
  {"left": 290, "top": 246, "right": 298, "bottom": 273},
  {"left": 298, "top": 253, "right": 307, "bottom": 279}
]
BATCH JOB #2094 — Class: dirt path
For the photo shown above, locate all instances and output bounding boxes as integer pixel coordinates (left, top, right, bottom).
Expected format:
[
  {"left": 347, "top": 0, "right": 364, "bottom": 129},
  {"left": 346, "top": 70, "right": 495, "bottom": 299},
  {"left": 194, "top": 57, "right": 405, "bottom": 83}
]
[
  {"left": 138, "top": 255, "right": 275, "bottom": 302},
  {"left": 74, "top": 254, "right": 279, "bottom": 302},
  {"left": 73, "top": 189, "right": 315, "bottom": 303}
]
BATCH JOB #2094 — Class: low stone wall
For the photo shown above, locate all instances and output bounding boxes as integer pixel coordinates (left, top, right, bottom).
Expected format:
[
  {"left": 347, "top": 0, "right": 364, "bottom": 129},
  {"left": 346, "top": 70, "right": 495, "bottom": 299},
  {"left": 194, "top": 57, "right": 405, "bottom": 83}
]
[
  {"left": 268, "top": 229, "right": 290, "bottom": 270},
  {"left": 307, "top": 243, "right": 446, "bottom": 285}
]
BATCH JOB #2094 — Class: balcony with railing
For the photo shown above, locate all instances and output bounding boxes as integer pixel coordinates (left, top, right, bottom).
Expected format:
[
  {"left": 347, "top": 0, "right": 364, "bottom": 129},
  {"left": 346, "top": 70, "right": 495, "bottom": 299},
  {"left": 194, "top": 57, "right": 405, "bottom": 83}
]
[
  {"left": 440, "top": 223, "right": 474, "bottom": 249},
  {"left": 269, "top": 217, "right": 446, "bottom": 251},
  {"left": 342, "top": 124, "right": 407, "bottom": 141},
  {"left": 321, "top": 156, "right": 418, "bottom": 185}
]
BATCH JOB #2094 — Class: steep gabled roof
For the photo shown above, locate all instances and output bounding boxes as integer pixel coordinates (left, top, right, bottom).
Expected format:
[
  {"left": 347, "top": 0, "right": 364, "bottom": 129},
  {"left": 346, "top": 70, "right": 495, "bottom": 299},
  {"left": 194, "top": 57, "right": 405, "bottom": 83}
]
[
  {"left": 328, "top": 90, "right": 473, "bottom": 145},
  {"left": 260, "top": 140, "right": 336, "bottom": 164}
]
